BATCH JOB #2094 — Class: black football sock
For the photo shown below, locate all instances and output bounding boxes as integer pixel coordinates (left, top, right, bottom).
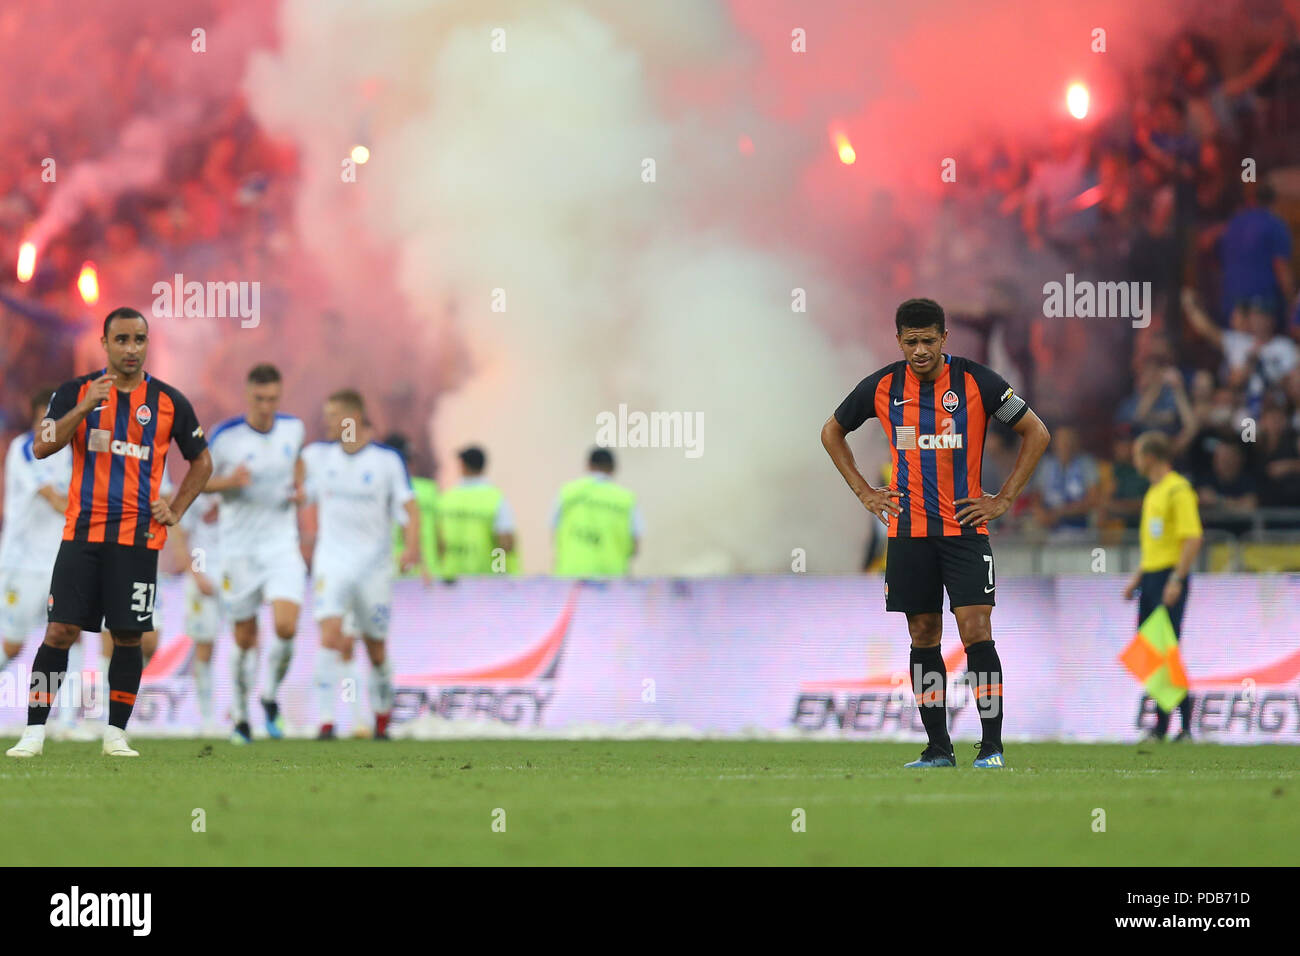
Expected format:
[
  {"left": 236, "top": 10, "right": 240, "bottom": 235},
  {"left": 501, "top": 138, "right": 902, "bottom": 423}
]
[
  {"left": 965, "top": 639, "right": 1004, "bottom": 751},
  {"left": 909, "top": 645, "right": 951, "bottom": 752},
  {"left": 107, "top": 644, "right": 143, "bottom": 730},
  {"left": 26, "top": 644, "right": 70, "bottom": 726},
  {"left": 262, "top": 698, "right": 279, "bottom": 722},
  {"left": 1178, "top": 694, "right": 1193, "bottom": 733}
]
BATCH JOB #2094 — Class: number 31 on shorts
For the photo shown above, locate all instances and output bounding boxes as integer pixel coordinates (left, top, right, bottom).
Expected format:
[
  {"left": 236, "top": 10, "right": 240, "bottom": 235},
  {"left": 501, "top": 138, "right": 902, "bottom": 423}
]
[{"left": 131, "top": 581, "right": 156, "bottom": 613}]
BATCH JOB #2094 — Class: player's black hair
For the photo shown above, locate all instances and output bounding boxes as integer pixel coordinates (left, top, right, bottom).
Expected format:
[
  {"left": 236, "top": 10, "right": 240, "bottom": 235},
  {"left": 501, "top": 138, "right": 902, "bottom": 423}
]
[
  {"left": 102, "top": 307, "right": 147, "bottom": 338},
  {"left": 895, "top": 298, "right": 946, "bottom": 335},
  {"left": 589, "top": 447, "right": 615, "bottom": 471},
  {"left": 30, "top": 387, "right": 55, "bottom": 418},
  {"left": 458, "top": 445, "right": 486, "bottom": 473},
  {"left": 247, "top": 363, "right": 282, "bottom": 385}
]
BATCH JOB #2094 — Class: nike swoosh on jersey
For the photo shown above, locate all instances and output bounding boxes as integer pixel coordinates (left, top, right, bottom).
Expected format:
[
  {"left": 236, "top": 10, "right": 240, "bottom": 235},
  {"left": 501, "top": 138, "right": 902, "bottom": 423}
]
[{"left": 893, "top": 398, "right": 912, "bottom": 405}]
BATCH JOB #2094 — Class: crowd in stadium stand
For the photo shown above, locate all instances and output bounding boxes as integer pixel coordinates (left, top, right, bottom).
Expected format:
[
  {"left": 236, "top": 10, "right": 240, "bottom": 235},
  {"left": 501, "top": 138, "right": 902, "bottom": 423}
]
[
  {"left": 0, "top": 90, "right": 298, "bottom": 441},
  {"left": 940, "top": 16, "right": 1300, "bottom": 537},
  {"left": 4, "top": 9, "right": 1300, "bottom": 549}
]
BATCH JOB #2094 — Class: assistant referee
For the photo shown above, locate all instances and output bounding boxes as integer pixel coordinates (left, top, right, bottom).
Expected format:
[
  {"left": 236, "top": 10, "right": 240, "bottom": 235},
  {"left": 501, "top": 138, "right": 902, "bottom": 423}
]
[{"left": 1124, "top": 430, "right": 1203, "bottom": 742}]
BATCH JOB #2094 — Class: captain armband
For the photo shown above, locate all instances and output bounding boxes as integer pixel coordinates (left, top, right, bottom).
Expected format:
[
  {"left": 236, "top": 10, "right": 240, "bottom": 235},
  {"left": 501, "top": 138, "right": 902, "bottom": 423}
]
[{"left": 993, "top": 387, "right": 1028, "bottom": 427}]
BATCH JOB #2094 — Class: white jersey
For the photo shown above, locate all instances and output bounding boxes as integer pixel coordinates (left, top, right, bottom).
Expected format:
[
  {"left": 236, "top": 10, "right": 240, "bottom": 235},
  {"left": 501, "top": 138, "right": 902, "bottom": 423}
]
[
  {"left": 303, "top": 441, "right": 412, "bottom": 571},
  {"left": 0, "top": 433, "right": 72, "bottom": 574},
  {"left": 207, "top": 414, "right": 304, "bottom": 557}
]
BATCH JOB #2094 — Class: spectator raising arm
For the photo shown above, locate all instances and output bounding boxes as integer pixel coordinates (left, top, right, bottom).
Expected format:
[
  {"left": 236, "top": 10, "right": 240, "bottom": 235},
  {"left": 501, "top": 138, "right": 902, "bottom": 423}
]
[{"left": 1181, "top": 287, "right": 1223, "bottom": 350}]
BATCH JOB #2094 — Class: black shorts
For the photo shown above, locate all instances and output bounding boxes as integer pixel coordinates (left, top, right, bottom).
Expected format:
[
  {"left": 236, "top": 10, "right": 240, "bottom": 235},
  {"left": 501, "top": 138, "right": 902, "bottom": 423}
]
[
  {"left": 47, "top": 540, "right": 159, "bottom": 633},
  {"left": 884, "top": 535, "right": 996, "bottom": 614},
  {"left": 1137, "top": 567, "right": 1190, "bottom": 638}
]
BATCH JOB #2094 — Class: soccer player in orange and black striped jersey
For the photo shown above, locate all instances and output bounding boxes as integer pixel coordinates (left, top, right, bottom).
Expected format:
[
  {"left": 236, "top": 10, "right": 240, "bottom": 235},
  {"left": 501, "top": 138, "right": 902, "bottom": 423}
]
[
  {"left": 822, "top": 298, "right": 1050, "bottom": 769},
  {"left": 6, "top": 307, "right": 213, "bottom": 759}
]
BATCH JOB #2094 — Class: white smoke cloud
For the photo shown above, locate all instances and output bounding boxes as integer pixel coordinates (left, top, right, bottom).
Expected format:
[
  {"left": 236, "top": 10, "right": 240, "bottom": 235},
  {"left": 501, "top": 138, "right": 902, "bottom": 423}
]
[{"left": 245, "top": 0, "right": 880, "bottom": 573}]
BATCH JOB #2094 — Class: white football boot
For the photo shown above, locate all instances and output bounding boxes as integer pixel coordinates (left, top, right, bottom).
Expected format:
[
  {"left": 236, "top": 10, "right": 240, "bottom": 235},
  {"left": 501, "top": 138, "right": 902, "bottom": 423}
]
[
  {"left": 102, "top": 726, "right": 139, "bottom": 757},
  {"left": 6, "top": 726, "right": 45, "bottom": 758}
]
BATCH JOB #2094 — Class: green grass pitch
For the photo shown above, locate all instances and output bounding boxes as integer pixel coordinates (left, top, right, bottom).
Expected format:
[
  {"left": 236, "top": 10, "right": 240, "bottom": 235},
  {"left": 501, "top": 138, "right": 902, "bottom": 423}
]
[{"left": 3, "top": 740, "right": 1295, "bottom": 865}]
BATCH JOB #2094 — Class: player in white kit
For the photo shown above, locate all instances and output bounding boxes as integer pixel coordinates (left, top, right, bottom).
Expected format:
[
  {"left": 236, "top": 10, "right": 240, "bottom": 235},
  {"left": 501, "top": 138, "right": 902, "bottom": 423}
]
[
  {"left": 302, "top": 390, "right": 420, "bottom": 740},
  {"left": 0, "top": 390, "right": 79, "bottom": 733},
  {"left": 169, "top": 492, "right": 223, "bottom": 734},
  {"left": 205, "top": 364, "right": 307, "bottom": 744}
]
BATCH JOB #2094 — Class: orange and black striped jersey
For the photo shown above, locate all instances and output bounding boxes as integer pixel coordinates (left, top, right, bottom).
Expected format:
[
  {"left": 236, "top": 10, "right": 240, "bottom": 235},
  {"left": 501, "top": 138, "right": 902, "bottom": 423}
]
[
  {"left": 834, "top": 354, "right": 1028, "bottom": 537},
  {"left": 47, "top": 370, "right": 207, "bottom": 550}
]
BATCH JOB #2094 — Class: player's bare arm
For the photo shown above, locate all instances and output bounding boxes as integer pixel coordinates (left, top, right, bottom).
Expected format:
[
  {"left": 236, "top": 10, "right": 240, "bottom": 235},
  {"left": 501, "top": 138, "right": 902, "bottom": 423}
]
[
  {"left": 955, "top": 409, "right": 1051, "bottom": 527},
  {"left": 298, "top": 498, "right": 318, "bottom": 565},
  {"left": 821, "top": 414, "right": 902, "bottom": 523},
  {"left": 400, "top": 499, "right": 422, "bottom": 573},
  {"left": 204, "top": 463, "right": 252, "bottom": 492},
  {"left": 289, "top": 455, "right": 307, "bottom": 507},
  {"left": 152, "top": 448, "right": 214, "bottom": 527},
  {"left": 32, "top": 373, "right": 114, "bottom": 459},
  {"left": 36, "top": 485, "right": 69, "bottom": 514}
]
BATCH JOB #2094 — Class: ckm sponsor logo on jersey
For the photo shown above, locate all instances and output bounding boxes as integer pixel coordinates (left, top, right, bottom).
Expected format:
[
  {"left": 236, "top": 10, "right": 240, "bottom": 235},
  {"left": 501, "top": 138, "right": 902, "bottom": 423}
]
[
  {"left": 49, "top": 886, "right": 151, "bottom": 936},
  {"left": 1138, "top": 645, "right": 1300, "bottom": 736},
  {"left": 895, "top": 423, "right": 963, "bottom": 451},
  {"left": 792, "top": 647, "right": 974, "bottom": 733},
  {"left": 87, "top": 429, "right": 151, "bottom": 460},
  {"left": 392, "top": 591, "right": 577, "bottom": 726}
]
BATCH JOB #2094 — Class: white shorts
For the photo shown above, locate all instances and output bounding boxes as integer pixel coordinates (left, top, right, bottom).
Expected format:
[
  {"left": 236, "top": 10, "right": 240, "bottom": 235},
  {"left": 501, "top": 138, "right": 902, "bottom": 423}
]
[
  {"left": 184, "top": 574, "right": 222, "bottom": 643},
  {"left": 221, "top": 548, "right": 306, "bottom": 623},
  {"left": 0, "top": 568, "right": 51, "bottom": 642},
  {"left": 312, "top": 562, "right": 393, "bottom": 640}
]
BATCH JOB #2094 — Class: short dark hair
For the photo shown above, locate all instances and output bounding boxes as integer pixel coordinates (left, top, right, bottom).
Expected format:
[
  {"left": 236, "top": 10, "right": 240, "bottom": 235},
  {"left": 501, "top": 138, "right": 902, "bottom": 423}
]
[
  {"left": 327, "top": 388, "right": 365, "bottom": 415},
  {"left": 458, "top": 445, "right": 486, "bottom": 473},
  {"left": 30, "top": 387, "right": 55, "bottom": 418},
  {"left": 896, "top": 298, "right": 945, "bottom": 334},
  {"left": 102, "top": 307, "right": 147, "bottom": 338},
  {"left": 247, "top": 363, "right": 282, "bottom": 385},
  {"left": 589, "top": 447, "right": 615, "bottom": 471}
]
